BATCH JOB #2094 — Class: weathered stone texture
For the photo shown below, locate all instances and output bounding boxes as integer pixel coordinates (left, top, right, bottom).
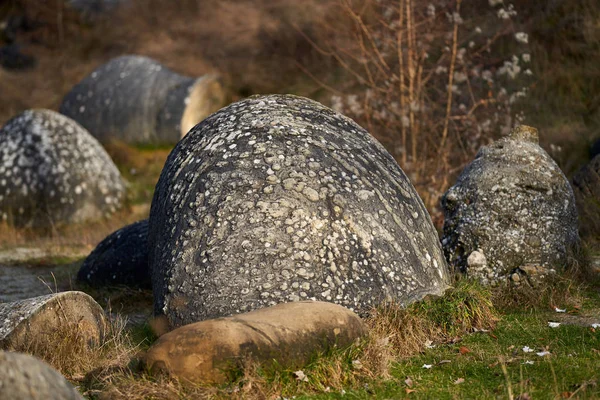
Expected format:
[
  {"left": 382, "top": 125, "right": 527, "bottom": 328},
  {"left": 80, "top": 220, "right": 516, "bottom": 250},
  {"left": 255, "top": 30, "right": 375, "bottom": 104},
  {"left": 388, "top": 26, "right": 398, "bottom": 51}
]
[
  {"left": 442, "top": 126, "right": 579, "bottom": 284},
  {"left": 60, "top": 55, "right": 226, "bottom": 144},
  {"left": 149, "top": 94, "right": 449, "bottom": 328},
  {"left": 145, "top": 301, "right": 366, "bottom": 383},
  {"left": 77, "top": 219, "right": 150, "bottom": 288},
  {"left": 0, "top": 291, "right": 106, "bottom": 351},
  {"left": 0, "top": 351, "right": 83, "bottom": 400},
  {"left": 0, "top": 109, "right": 125, "bottom": 227}
]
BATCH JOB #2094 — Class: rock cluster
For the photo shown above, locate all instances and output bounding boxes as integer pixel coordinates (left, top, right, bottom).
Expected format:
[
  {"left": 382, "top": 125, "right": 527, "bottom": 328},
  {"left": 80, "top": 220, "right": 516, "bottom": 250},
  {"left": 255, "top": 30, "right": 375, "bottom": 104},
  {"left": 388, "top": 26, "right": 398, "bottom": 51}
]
[
  {"left": 60, "top": 55, "right": 226, "bottom": 144},
  {"left": 441, "top": 125, "right": 579, "bottom": 285},
  {"left": 149, "top": 94, "right": 449, "bottom": 327},
  {"left": 0, "top": 109, "right": 125, "bottom": 227},
  {"left": 77, "top": 219, "right": 150, "bottom": 288}
]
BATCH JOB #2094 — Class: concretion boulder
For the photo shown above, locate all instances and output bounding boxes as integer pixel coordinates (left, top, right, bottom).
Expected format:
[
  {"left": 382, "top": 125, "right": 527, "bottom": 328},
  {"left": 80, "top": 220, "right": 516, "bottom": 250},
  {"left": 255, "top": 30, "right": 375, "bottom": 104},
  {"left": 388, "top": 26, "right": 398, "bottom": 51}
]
[
  {"left": 0, "top": 351, "right": 83, "bottom": 400},
  {"left": 0, "top": 291, "right": 106, "bottom": 352},
  {"left": 0, "top": 109, "right": 126, "bottom": 227},
  {"left": 144, "top": 301, "right": 366, "bottom": 383},
  {"left": 441, "top": 125, "right": 579, "bottom": 285},
  {"left": 149, "top": 94, "right": 450, "bottom": 328},
  {"left": 77, "top": 219, "right": 150, "bottom": 288},
  {"left": 60, "top": 55, "right": 227, "bottom": 145},
  {"left": 573, "top": 154, "right": 600, "bottom": 238}
]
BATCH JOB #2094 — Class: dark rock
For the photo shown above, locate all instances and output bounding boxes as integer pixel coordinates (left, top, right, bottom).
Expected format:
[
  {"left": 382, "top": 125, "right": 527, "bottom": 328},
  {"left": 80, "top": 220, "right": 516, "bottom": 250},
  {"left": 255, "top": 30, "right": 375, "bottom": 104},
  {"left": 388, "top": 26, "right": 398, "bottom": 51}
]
[
  {"left": 441, "top": 125, "right": 579, "bottom": 285},
  {"left": 573, "top": 154, "right": 600, "bottom": 238},
  {"left": 589, "top": 138, "right": 600, "bottom": 160},
  {"left": 0, "top": 351, "right": 83, "bottom": 400},
  {"left": 78, "top": 219, "right": 150, "bottom": 288},
  {"left": 0, "top": 44, "right": 36, "bottom": 71},
  {"left": 145, "top": 301, "right": 367, "bottom": 383},
  {"left": 0, "top": 109, "right": 126, "bottom": 227},
  {"left": 149, "top": 94, "right": 450, "bottom": 328},
  {"left": 60, "top": 55, "right": 227, "bottom": 145},
  {"left": 0, "top": 291, "right": 106, "bottom": 352}
]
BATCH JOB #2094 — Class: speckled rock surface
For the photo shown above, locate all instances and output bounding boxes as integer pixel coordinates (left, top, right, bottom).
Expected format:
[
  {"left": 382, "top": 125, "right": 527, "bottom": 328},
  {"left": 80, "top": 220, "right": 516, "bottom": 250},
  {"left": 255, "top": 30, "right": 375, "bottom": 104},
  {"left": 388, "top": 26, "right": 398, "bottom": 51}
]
[
  {"left": 145, "top": 301, "right": 367, "bottom": 383},
  {"left": 0, "top": 351, "right": 83, "bottom": 400},
  {"left": 572, "top": 154, "right": 600, "bottom": 238},
  {"left": 148, "top": 94, "right": 450, "bottom": 327},
  {"left": 0, "top": 291, "right": 106, "bottom": 351},
  {"left": 441, "top": 126, "right": 579, "bottom": 285},
  {"left": 0, "top": 109, "right": 125, "bottom": 227},
  {"left": 60, "top": 55, "right": 226, "bottom": 144},
  {"left": 77, "top": 219, "right": 150, "bottom": 288}
]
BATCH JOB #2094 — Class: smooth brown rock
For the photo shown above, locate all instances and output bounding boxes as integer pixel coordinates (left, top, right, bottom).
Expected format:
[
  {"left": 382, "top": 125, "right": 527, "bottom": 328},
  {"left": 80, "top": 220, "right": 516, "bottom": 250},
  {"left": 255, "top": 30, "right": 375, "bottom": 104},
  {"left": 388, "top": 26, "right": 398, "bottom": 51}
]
[
  {"left": 144, "top": 301, "right": 367, "bottom": 383},
  {"left": 0, "top": 351, "right": 83, "bottom": 400},
  {"left": 0, "top": 291, "right": 106, "bottom": 352}
]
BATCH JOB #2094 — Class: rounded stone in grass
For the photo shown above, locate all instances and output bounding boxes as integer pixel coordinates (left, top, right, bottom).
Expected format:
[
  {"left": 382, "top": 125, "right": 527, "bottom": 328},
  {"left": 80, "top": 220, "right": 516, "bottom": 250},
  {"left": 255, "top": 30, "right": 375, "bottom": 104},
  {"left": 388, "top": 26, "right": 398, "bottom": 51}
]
[
  {"left": 148, "top": 94, "right": 450, "bottom": 328},
  {"left": 60, "top": 55, "right": 227, "bottom": 145},
  {"left": 0, "top": 109, "right": 126, "bottom": 227},
  {"left": 145, "top": 301, "right": 366, "bottom": 384},
  {"left": 441, "top": 125, "right": 580, "bottom": 285},
  {"left": 0, "top": 351, "right": 83, "bottom": 400},
  {"left": 78, "top": 219, "right": 150, "bottom": 288},
  {"left": 0, "top": 291, "right": 106, "bottom": 352}
]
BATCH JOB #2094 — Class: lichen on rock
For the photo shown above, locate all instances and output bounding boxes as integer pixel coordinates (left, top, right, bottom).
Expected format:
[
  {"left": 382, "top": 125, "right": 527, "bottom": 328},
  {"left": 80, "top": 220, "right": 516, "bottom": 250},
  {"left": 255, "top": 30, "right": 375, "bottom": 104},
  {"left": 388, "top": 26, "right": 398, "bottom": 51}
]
[
  {"left": 0, "top": 109, "right": 125, "bottom": 227},
  {"left": 441, "top": 125, "right": 579, "bottom": 285},
  {"left": 149, "top": 94, "right": 450, "bottom": 328}
]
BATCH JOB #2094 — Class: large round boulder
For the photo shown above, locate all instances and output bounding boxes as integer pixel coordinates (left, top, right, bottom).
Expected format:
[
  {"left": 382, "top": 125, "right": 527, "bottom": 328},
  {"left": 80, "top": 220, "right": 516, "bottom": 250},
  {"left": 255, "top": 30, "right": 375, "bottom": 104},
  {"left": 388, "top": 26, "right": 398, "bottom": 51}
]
[
  {"left": 441, "top": 126, "right": 579, "bottom": 285},
  {"left": 77, "top": 219, "right": 150, "bottom": 288},
  {"left": 0, "top": 351, "right": 83, "bottom": 400},
  {"left": 0, "top": 109, "right": 126, "bottom": 227},
  {"left": 60, "top": 55, "right": 227, "bottom": 145},
  {"left": 149, "top": 94, "right": 450, "bottom": 328}
]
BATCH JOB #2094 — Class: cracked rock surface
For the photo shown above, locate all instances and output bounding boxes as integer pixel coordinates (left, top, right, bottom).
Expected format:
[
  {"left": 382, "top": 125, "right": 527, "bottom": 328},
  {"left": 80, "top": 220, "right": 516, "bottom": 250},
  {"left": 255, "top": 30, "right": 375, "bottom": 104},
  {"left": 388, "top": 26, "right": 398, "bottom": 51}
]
[
  {"left": 149, "top": 94, "right": 449, "bottom": 327},
  {"left": 78, "top": 219, "right": 150, "bottom": 288},
  {"left": 441, "top": 125, "right": 579, "bottom": 285},
  {"left": 0, "top": 109, "right": 125, "bottom": 227},
  {"left": 60, "top": 55, "right": 226, "bottom": 144}
]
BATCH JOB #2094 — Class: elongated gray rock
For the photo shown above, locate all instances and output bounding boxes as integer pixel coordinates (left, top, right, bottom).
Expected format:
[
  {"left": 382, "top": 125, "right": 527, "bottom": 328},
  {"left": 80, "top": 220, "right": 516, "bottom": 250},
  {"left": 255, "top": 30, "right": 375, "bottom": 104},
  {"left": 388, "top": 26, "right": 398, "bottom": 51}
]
[
  {"left": 149, "top": 94, "right": 450, "bottom": 328},
  {"left": 0, "top": 109, "right": 125, "bottom": 227},
  {"left": 0, "top": 291, "right": 106, "bottom": 351},
  {"left": 0, "top": 351, "right": 83, "bottom": 400},
  {"left": 60, "top": 55, "right": 227, "bottom": 145},
  {"left": 77, "top": 219, "right": 150, "bottom": 288},
  {"left": 441, "top": 126, "right": 580, "bottom": 285}
]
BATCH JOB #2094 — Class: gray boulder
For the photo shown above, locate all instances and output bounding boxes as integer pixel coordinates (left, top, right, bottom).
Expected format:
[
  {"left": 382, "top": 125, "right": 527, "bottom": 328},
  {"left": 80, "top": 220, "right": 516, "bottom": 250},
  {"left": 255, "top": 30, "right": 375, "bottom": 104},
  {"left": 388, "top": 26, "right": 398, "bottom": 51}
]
[
  {"left": 77, "top": 219, "right": 150, "bottom": 288},
  {"left": 0, "top": 351, "right": 83, "bottom": 400},
  {"left": 149, "top": 94, "right": 449, "bottom": 328},
  {"left": 0, "top": 109, "right": 125, "bottom": 227},
  {"left": 60, "top": 55, "right": 227, "bottom": 145},
  {"left": 441, "top": 125, "right": 579, "bottom": 285},
  {"left": 0, "top": 291, "right": 106, "bottom": 352}
]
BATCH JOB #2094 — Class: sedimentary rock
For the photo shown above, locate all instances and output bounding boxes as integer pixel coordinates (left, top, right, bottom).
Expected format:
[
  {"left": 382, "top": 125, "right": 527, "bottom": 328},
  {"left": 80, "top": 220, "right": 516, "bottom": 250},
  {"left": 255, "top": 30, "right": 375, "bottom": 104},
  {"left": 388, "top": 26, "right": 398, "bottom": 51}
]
[
  {"left": 0, "top": 291, "right": 106, "bottom": 352},
  {"left": 77, "top": 219, "right": 150, "bottom": 288},
  {"left": 0, "top": 109, "right": 125, "bottom": 227},
  {"left": 0, "top": 351, "right": 83, "bottom": 400},
  {"left": 573, "top": 154, "right": 600, "bottom": 238},
  {"left": 441, "top": 125, "right": 579, "bottom": 285},
  {"left": 149, "top": 94, "right": 450, "bottom": 328},
  {"left": 145, "top": 301, "right": 366, "bottom": 383},
  {"left": 60, "top": 55, "right": 227, "bottom": 144}
]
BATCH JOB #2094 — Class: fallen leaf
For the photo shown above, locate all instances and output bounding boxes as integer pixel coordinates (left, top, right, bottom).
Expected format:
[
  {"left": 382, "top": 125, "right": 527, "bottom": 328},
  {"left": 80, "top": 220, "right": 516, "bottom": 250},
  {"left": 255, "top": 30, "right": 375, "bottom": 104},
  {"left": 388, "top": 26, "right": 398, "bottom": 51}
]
[
  {"left": 523, "top": 360, "right": 535, "bottom": 365},
  {"left": 406, "top": 388, "right": 416, "bottom": 394},
  {"left": 352, "top": 359, "right": 363, "bottom": 370},
  {"left": 522, "top": 346, "right": 533, "bottom": 353},
  {"left": 592, "top": 323, "right": 600, "bottom": 329},
  {"left": 536, "top": 351, "right": 551, "bottom": 357},
  {"left": 561, "top": 392, "right": 573, "bottom": 398},
  {"left": 459, "top": 346, "right": 471, "bottom": 355},
  {"left": 488, "top": 332, "right": 498, "bottom": 339},
  {"left": 554, "top": 307, "right": 566, "bottom": 313},
  {"left": 548, "top": 322, "right": 561, "bottom": 328},
  {"left": 422, "top": 364, "right": 433, "bottom": 369},
  {"left": 405, "top": 377, "right": 413, "bottom": 387},
  {"left": 424, "top": 340, "right": 435, "bottom": 349},
  {"left": 454, "top": 378, "right": 465, "bottom": 385},
  {"left": 293, "top": 370, "right": 308, "bottom": 382},
  {"left": 438, "top": 360, "right": 452, "bottom": 365}
]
